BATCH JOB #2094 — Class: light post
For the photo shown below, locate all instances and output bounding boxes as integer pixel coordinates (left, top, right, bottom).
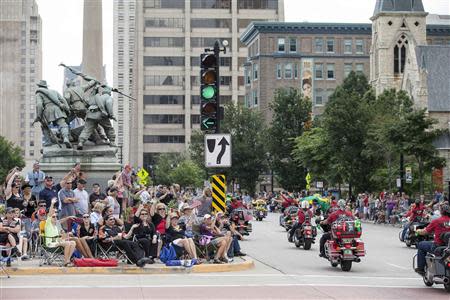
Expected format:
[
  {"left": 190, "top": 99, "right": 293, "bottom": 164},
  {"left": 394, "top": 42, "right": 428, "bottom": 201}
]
[{"left": 266, "top": 152, "right": 274, "bottom": 193}]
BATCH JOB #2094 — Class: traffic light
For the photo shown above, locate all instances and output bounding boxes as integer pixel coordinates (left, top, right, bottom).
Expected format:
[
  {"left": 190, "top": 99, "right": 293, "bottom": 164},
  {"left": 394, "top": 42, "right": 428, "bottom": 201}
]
[{"left": 200, "top": 52, "right": 219, "bottom": 132}]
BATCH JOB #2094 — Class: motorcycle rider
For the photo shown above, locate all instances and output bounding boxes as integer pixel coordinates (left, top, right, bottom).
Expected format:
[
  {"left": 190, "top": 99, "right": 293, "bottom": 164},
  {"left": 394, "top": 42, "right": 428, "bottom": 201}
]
[
  {"left": 288, "top": 200, "right": 313, "bottom": 242},
  {"left": 414, "top": 203, "right": 450, "bottom": 275},
  {"left": 319, "top": 199, "right": 354, "bottom": 257},
  {"left": 400, "top": 198, "right": 426, "bottom": 242}
]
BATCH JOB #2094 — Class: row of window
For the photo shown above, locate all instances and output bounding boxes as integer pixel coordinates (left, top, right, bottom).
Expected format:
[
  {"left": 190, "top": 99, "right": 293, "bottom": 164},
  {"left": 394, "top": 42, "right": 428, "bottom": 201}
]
[
  {"left": 244, "top": 63, "right": 259, "bottom": 83},
  {"left": 144, "top": 75, "right": 184, "bottom": 86},
  {"left": 191, "top": 76, "right": 232, "bottom": 86},
  {"left": 277, "top": 37, "right": 365, "bottom": 54},
  {"left": 271, "top": 62, "right": 365, "bottom": 80},
  {"left": 144, "top": 0, "right": 277, "bottom": 10},
  {"left": 244, "top": 90, "right": 259, "bottom": 107},
  {"left": 143, "top": 37, "right": 232, "bottom": 49},
  {"left": 143, "top": 135, "right": 185, "bottom": 144},
  {"left": 143, "top": 95, "right": 232, "bottom": 105}
]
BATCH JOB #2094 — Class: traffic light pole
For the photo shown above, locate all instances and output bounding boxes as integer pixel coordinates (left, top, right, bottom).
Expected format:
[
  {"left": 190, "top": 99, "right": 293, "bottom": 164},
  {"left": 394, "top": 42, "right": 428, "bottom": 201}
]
[{"left": 214, "top": 41, "right": 220, "bottom": 134}]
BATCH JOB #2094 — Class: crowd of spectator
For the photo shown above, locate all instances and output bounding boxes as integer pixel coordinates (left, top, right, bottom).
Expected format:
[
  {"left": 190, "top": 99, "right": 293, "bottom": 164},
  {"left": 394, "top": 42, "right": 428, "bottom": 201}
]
[{"left": 0, "top": 162, "right": 246, "bottom": 268}]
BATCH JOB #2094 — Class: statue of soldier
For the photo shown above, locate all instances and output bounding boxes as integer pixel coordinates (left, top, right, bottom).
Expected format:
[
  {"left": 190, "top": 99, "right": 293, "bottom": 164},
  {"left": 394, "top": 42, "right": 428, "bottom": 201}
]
[
  {"left": 64, "top": 78, "right": 97, "bottom": 120},
  {"left": 77, "top": 86, "right": 117, "bottom": 150},
  {"left": 35, "top": 80, "right": 72, "bottom": 148}
]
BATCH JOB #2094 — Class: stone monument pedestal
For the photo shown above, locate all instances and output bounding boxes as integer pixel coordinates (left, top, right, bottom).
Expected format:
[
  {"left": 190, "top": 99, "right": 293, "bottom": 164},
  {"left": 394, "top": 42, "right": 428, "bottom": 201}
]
[{"left": 40, "top": 144, "right": 121, "bottom": 188}]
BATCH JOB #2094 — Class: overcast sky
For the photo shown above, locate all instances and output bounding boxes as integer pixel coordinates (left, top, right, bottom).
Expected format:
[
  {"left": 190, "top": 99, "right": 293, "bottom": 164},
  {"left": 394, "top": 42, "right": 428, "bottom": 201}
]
[{"left": 36, "top": 0, "right": 449, "bottom": 93}]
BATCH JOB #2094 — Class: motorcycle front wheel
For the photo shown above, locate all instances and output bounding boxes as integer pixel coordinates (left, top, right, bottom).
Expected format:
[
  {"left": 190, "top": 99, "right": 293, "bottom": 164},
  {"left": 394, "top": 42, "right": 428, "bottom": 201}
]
[
  {"left": 304, "top": 239, "right": 312, "bottom": 250},
  {"left": 340, "top": 260, "right": 352, "bottom": 272}
]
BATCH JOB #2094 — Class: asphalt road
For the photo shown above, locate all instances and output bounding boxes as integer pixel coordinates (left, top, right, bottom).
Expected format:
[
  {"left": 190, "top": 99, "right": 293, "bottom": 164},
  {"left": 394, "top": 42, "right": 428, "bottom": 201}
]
[{"left": 1, "top": 212, "right": 449, "bottom": 300}]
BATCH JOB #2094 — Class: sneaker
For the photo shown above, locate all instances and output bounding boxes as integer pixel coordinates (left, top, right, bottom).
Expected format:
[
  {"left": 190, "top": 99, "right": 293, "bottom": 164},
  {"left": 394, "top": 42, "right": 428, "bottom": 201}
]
[
  {"left": 414, "top": 268, "right": 425, "bottom": 275},
  {"left": 213, "top": 258, "right": 224, "bottom": 264},
  {"left": 234, "top": 252, "right": 246, "bottom": 256},
  {"left": 21, "top": 255, "right": 29, "bottom": 261},
  {"left": 319, "top": 253, "right": 325, "bottom": 258}
]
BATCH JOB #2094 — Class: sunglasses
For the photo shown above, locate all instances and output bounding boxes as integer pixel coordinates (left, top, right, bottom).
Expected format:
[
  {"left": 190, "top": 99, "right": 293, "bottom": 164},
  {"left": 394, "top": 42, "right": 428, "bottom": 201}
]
[
  {"left": 39, "top": 204, "right": 46, "bottom": 207},
  {"left": 83, "top": 216, "right": 90, "bottom": 218},
  {"left": 140, "top": 213, "right": 149, "bottom": 216},
  {"left": 157, "top": 208, "right": 165, "bottom": 211},
  {"left": 51, "top": 216, "right": 57, "bottom": 219}
]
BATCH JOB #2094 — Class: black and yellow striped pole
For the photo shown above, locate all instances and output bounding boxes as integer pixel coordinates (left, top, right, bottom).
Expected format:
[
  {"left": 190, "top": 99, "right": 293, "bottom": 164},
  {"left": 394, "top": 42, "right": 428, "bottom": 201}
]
[{"left": 211, "top": 174, "right": 226, "bottom": 213}]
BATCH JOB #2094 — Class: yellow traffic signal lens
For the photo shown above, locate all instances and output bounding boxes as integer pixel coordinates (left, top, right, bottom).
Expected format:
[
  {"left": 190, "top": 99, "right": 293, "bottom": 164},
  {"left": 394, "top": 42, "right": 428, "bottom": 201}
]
[{"left": 202, "top": 70, "right": 216, "bottom": 84}]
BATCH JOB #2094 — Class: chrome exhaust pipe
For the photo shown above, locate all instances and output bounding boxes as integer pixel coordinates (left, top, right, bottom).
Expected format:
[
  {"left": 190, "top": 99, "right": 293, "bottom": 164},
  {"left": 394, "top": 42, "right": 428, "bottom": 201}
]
[
  {"left": 354, "top": 257, "right": 361, "bottom": 263},
  {"left": 433, "top": 277, "right": 450, "bottom": 284}
]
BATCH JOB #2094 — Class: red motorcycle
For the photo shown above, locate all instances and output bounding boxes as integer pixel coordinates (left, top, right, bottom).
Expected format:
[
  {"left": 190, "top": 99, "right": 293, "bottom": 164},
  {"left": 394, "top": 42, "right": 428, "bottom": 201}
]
[{"left": 324, "top": 217, "right": 365, "bottom": 271}]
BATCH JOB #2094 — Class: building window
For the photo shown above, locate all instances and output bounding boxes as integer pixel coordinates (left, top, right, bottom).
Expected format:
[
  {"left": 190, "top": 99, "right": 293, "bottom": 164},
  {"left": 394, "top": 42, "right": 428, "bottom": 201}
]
[
  {"left": 315, "top": 63, "right": 323, "bottom": 79},
  {"left": 344, "top": 63, "right": 352, "bottom": 77},
  {"left": 315, "top": 38, "right": 323, "bottom": 53},
  {"left": 143, "top": 135, "right": 185, "bottom": 143},
  {"left": 144, "top": 37, "right": 184, "bottom": 47},
  {"left": 355, "top": 39, "right": 364, "bottom": 54},
  {"left": 344, "top": 39, "right": 352, "bottom": 54},
  {"left": 144, "top": 114, "right": 185, "bottom": 124},
  {"left": 278, "top": 38, "right": 285, "bottom": 52},
  {"left": 252, "top": 90, "right": 258, "bottom": 106},
  {"left": 144, "top": 95, "right": 184, "bottom": 105},
  {"left": 315, "top": 95, "right": 323, "bottom": 106},
  {"left": 191, "top": 0, "right": 231, "bottom": 9},
  {"left": 245, "top": 69, "right": 250, "bottom": 85},
  {"left": 29, "top": 150, "right": 34, "bottom": 157},
  {"left": 327, "top": 64, "right": 335, "bottom": 79},
  {"left": 145, "top": 18, "right": 184, "bottom": 28},
  {"left": 289, "top": 38, "right": 297, "bottom": 52},
  {"left": 144, "top": 75, "right": 184, "bottom": 86},
  {"left": 326, "top": 39, "right": 334, "bottom": 53},
  {"left": 253, "top": 63, "right": 258, "bottom": 80},
  {"left": 144, "top": 0, "right": 185, "bottom": 9},
  {"left": 294, "top": 64, "right": 298, "bottom": 78},
  {"left": 191, "top": 37, "right": 231, "bottom": 48},
  {"left": 276, "top": 64, "right": 282, "bottom": 79},
  {"left": 394, "top": 35, "right": 408, "bottom": 74},
  {"left": 144, "top": 56, "right": 184, "bottom": 66},
  {"left": 191, "top": 19, "right": 232, "bottom": 29},
  {"left": 355, "top": 63, "right": 364, "bottom": 74},
  {"left": 284, "top": 64, "right": 293, "bottom": 79}
]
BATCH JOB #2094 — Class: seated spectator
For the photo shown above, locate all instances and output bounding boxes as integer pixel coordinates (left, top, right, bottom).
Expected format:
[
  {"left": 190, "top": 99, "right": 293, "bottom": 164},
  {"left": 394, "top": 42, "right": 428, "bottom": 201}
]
[
  {"left": 13, "top": 208, "right": 29, "bottom": 260},
  {"left": 166, "top": 213, "right": 198, "bottom": 261},
  {"left": 200, "top": 214, "right": 232, "bottom": 264},
  {"left": 98, "top": 215, "right": 151, "bottom": 267},
  {"left": 44, "top": 198, "right": 76, "bottom": 267},
  {"left": 98, "top": 206, "right": 123, "bottom": 227},
  {"left": 77, "top": 214, "right": 96, "bottom": 255},
  {"left": 150, "top": 202, "right": 170, "bottom": 256},
  {"left": 90, "top": 202, "right": 104, "bottom": 225},
  {"left": 125, "top": 205, "right": 157, "bottom": 261},
  {"left": 216, "top": 212, "right": 246, "bottom": 258},
  {"left": 0, "top": 207, "right": 21, "bottom": 259},
  {"left": 178, "top": 203, "right": 197, "bottom": 238}
]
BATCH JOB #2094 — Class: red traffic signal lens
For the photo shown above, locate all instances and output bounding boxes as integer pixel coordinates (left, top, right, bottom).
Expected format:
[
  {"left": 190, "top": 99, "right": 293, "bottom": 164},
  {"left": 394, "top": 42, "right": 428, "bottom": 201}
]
[
  {"left": 202, "top": 70, "right": 216, "bottom": 84},
  {"left": 202, "top": 54, "right": 216, "bottom": 68},
  {"left": 202, "top": 102, "right": 217, "bottom": 115}
]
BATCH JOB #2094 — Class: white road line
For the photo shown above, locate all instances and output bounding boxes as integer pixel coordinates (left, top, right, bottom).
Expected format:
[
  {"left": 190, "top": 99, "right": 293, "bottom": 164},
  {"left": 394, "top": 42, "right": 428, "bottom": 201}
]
[
  {"left": 0, "top": 283, "right": 428, "bottom": 289},
  {"left": 301, "top": 274, "right": 418, "bottom": 280},
  {"left": 386, "top": 262, "right": 409, "bottom": 270}
]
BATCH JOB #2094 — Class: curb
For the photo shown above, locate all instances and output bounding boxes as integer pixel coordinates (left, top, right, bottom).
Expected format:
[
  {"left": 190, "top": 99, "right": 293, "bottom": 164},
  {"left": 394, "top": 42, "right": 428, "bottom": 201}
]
[{"left": 4, "top": 258, "right": 254, "bottom": 276}]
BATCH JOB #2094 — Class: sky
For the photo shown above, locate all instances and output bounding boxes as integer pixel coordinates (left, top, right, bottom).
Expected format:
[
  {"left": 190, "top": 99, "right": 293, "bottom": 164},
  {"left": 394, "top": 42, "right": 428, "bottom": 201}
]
[{"left": 36, "top": 0, "right": 449, "bottom": 94}]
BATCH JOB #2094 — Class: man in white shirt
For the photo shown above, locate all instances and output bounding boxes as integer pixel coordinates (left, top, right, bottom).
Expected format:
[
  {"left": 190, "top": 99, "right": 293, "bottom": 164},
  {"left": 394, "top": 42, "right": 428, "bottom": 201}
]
[{"left": 73, "top": 179, "right": 89, "bottom": 215}]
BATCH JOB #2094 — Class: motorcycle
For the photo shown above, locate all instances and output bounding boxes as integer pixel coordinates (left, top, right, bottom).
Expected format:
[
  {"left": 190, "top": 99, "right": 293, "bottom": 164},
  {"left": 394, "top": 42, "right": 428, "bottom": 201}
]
[
  {"left": 254, "top": 206, "right": 267, "bottom": 221},
  {"left": 399, "top": 216, "right": 432, "bottom": 248},
  {"left": 279, "top": 205, "right": 298, "bottom": 228},
  {"left": 231, "top": 209, "right": 252, "bottom": 236},
  {"left": 290, "top": 216, "right": 317, "bottom": 250},
  {"left": 414, "top": 232, "right": 450, "bottom": 292},
  {"left": 323, "top": 217, "right": 365, "bottom": 271}
]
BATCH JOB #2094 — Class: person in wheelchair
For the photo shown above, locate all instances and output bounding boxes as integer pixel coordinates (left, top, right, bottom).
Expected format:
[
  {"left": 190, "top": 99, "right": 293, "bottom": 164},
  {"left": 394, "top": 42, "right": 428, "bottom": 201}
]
[
  {"left": 414, "top": 204, "right": 450, "bottom": 275},
  {"left": 125, "top": 205, "right": 157, "bottom": 262},
  {"left": 98, "top": 215, "right": 152, "bottom": 267},
  {"left": 166, "top": 213, "right": 199, "bottom": 262}
]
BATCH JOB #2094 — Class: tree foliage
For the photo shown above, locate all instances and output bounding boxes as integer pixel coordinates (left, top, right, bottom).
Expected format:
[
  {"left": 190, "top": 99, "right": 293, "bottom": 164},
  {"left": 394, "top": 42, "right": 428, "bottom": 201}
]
[
  {"left": 267, "top": 88, "right": 312, "bottom": 191},
  {"left": 189, "top": 103, "right": 267, "bottom": 194},
  {"left": 0, "top": 136, "right": 25, "bottom": 184},
  {"left": 169, "top": 159, "right": 205, "bottom": 188}
]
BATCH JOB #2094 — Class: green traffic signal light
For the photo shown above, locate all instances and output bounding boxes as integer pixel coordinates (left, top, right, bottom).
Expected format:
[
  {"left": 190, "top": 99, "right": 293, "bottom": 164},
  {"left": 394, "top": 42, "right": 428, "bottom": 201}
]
[{"left": 201, "top": 86, "right": 216, "bottom": 100}]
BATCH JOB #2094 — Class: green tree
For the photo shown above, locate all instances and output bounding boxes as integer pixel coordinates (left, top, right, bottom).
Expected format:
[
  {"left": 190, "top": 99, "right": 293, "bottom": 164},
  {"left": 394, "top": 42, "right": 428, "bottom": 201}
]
[
  {"left": 153, "top": 153, "right": 184, "bottom": 186},
  {"left": 267, "top": 88, "right": 312, "bottom": 191},
  {"left": 188, "top": 103, "right": 267, "bottom": 194},
  {"left": 321, "top": 72, "right": 374, "bottom": 194},
  {"left": 169, "top": 159, "right": 205, "bottom": 188},
  {"left": 0, "top": 136, "right": 25, "bottom": 183}
]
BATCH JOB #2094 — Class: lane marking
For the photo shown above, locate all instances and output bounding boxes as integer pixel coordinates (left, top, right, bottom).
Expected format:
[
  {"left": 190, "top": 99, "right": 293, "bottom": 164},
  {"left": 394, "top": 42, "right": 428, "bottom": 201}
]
[
  {"left": 301, "top": 274, "right": 418, "bottom": 280},
  {"left": 386, "top": 262, "right": 409, "bottom": 270},
  {"left": 0, "top": 283, "right": 428, "bottom": 289}
]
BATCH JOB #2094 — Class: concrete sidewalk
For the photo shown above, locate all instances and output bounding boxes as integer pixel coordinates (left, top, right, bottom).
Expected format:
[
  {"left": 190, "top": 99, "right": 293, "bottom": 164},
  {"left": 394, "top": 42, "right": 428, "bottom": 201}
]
[{"left": 3, "top": 257, "right": 254, "bottom": 276}]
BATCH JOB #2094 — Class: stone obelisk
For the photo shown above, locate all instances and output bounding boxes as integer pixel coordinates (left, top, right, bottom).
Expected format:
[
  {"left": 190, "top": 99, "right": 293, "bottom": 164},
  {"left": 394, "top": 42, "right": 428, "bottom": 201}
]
[{"left": 82, "top": 0, "right": 104, "bottom": 81}]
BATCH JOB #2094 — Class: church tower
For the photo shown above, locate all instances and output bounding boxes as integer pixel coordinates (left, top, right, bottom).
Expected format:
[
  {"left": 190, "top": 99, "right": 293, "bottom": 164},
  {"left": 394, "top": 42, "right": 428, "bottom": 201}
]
[{"left": 370, "top": 0, "right": 428, "bottom": 95}]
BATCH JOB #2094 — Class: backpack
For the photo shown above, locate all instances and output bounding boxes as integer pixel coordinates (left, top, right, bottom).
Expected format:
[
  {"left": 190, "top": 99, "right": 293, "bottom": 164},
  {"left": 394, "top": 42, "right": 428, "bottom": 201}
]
[{"left": 159, "top": 243, "right": 177, "bottom": 263}]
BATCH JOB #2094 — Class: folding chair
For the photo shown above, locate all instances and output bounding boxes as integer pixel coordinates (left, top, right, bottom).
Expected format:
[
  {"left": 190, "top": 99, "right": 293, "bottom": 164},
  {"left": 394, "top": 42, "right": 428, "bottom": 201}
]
[
  {"left": 191, "top": 224, "right": 217, "bottom": 261},
  {"left": 38, "top": 235, "right": 65, "bottom": 267},
  {"left": 0, "top": 245, "right": 13, "bottom": 278},
  {"left": 96, "top": 240, "right": 132, "bottom": 264}
]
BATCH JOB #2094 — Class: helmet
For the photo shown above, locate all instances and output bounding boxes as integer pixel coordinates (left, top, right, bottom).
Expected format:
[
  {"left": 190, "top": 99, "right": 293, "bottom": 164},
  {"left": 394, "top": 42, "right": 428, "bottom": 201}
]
[
  {"left": 301, "top": 200, "right": 309, "bottom": 209},
  {"left": 337, "top": 199, "right": 346, "bottom": 210},
  {"left": 440, "top": 204, "right": 450, "bottom": 215},
  {"left": 414, "top": 198, "right": 421, "bottom": 204}
]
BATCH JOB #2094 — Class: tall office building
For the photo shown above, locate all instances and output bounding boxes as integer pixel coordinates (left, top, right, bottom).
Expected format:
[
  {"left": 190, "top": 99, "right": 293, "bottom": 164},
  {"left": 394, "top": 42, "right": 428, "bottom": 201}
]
[
  {"left": 114, "top": 0, "right": 284, "bottom": 168},
  {"left": 113, "top": 0, "right": 136, "bottom": 165},
  {"left": 0, "top": 0, "right": 42, "bottom": 168}
]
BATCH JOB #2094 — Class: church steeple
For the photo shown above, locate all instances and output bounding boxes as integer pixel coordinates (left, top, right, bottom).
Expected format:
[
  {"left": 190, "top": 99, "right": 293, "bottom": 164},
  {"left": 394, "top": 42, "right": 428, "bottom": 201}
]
[
  {"left": 373, "top": 0, "right": 425, "bottom": 17},
  {"left": 370, "top": 0, "right": 428, "bottom": 95}
]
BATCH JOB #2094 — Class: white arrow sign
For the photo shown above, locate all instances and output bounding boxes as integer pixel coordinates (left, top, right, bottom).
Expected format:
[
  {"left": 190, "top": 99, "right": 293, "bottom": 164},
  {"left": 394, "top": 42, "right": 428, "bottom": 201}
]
[{"left": 205, "top": 134, "right": 231, "bottom": 168}]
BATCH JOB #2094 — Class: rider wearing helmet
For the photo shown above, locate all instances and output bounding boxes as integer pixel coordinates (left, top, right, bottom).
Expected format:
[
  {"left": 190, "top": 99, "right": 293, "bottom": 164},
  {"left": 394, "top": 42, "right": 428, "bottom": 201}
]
[
  {"left": 414, "top": 203, "right": 450, "bottom": 274},
  {"left": 400, "top": 198, "right": 426, "bottom": 241},
  {"left": 288, "top": 200, "right": 313, "bottom": 243},
  {"left": 319, "top": 199, "right": 354, "bottom": 257}
]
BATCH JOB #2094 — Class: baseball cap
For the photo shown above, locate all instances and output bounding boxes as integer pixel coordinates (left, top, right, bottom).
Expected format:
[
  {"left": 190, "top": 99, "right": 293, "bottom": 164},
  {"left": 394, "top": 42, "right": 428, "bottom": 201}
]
[
  {"left": 78, "top": 179, "right": 87, "bottom": 184},
  {"left": 204, "top": 214, "right": 212, "bottom": 219},
  {"left": 45, "top": 176, "right": 53, "bottom": 180}
]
